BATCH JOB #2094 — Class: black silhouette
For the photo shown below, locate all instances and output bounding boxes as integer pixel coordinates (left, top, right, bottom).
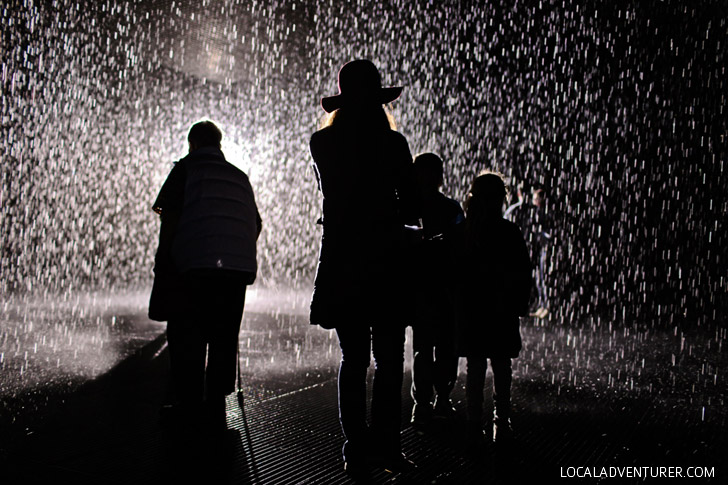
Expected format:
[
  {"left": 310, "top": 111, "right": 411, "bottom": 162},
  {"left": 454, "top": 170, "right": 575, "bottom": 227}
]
[
  {"left": 309, "top": 59, "right": 419, "bottom": 477},
  {"left": 408, "top": 153, "right": 464, "bottom": 429},
  {"left": 150, "top": 120, "right": 262, "bottom": 429},
  {"left": 458, "top": 172, "right": 531, "bottom": 444}
]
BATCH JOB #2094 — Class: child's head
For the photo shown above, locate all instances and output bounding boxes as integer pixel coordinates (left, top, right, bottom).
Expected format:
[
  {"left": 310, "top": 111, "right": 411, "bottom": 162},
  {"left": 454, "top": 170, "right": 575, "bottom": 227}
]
[
  {"left": 465, "top": 171, "right": 508, "bottom": 217},
  {"left": 413, "top": 152, "right": 444, "bottom": 193}
]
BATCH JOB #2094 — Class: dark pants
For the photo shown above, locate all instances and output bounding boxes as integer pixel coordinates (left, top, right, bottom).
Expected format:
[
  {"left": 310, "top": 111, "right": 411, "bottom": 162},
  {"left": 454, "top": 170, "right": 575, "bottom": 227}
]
[
  {"left": 411, "top": 319, "right": 458, "bottom": 406},
  {"left": 465, "top": 356, "right": 512, "bottom": 424},
  {"left": 536, "top": 244, "right": 548, "bottom": 309},
  {"left": 167, "top": 269, "right": 247, "bottom": 408},
  {"left": 336, "top": 323, "right": 406, "bottom": 461}
]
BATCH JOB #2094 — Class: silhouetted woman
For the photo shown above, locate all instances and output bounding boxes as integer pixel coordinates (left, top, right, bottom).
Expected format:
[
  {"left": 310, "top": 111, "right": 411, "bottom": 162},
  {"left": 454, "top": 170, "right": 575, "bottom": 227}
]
[
  {"left": 459, "top": 172, "right": 532, "bottom": 444},
  {"left": 309, "top": 59, "right": 418, "bottom": 475}
]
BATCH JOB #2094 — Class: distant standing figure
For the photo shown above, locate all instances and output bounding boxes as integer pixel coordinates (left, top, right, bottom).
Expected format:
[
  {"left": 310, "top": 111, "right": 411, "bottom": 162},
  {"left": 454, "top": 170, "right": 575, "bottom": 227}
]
[
  {"left": 530, "top": 186, "right": 551, "bottom": 318},
  {"left": 459, "top": 172, "right": 531, "bottom": 444},
  {"left": 409, "top": 153, "right": 464, "bottom": 429},
  {"left": 504, "top": 182, "right": 550, "bottom": 319},
  {"left": 309, "top": 59, "right": 419, "bottom": 476},
  {"left": 503, "top": 181, "right": 526, "bottom": 225},
  {"left": 150, "top": 120, "right": 262, "bottom": 428}
]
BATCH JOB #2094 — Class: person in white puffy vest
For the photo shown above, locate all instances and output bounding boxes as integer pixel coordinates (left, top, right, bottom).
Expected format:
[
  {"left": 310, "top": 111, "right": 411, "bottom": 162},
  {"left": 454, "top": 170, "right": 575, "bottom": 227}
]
[{"left": 150, "top": 120, "right": 261, "bottom": 429}]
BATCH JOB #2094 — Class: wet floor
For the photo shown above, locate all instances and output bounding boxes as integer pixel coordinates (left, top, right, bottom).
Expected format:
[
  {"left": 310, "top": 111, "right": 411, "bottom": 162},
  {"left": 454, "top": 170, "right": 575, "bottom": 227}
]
[{"left": 1, "top": 289, "right": 726, "bottom": 483}]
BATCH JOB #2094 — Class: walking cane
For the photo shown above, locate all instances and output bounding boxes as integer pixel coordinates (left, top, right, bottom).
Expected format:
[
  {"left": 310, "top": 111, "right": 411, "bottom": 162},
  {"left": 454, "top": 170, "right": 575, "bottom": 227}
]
[{"left": 237, "top": 345, "right": 245, "bottom": 410}]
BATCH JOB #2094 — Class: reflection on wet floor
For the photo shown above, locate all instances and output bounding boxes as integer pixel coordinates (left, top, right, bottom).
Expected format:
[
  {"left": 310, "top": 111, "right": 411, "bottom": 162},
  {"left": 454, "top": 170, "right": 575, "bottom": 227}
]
[
  {"left": 234, "top": 290, "right": 727, "bottom": 429},
  {"left": 1, "top": 292, "right": 162, "bottom": 414},
  {"left": 2, "top": 288, "right": 726, "bottom": 427},
  {"left": 0, "top": 289, "right": 726, "bottom": 483},
  {"left": 0, "top": 303, "right": 148, "bottom": 449}
]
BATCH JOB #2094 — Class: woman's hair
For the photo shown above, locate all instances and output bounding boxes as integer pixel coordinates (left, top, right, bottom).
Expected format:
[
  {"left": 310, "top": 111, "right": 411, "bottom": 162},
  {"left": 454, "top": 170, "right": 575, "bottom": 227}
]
[
  {"left": 464, "top": 171, "right": 509, "bottom": 246},
  {"left": 188, "top": 120, "right": 223, "bottom": 149},
  {"left": 320, "top": 104, "right": 397, "bottom": 130}
]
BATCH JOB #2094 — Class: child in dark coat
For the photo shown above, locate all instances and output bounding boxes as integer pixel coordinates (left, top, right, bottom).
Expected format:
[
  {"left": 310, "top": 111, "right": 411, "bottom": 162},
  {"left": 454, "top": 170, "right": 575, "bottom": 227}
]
[
  {"left": 459, "top": 172, "right": 532, "bottom": 443},
  {"left": 409, "top": 153, "right": 465, "bottom": 428}
]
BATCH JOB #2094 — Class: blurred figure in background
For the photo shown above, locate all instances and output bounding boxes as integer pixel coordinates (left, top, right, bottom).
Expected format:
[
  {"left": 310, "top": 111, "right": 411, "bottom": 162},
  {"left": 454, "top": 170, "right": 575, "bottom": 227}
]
[
  {"left": 504, "top": 182, "right": 551, "bottom": 318},
  {"left": 503, "top": 181, "right": 526, "bottom": 223},
  {"left": 530, "top": 186, "right": 551, "bottom": 318}
]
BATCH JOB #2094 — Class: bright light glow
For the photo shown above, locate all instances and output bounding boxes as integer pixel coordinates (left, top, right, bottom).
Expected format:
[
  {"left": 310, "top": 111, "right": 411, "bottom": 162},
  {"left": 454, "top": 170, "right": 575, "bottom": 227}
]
[{"left": 222, "top": 138, "right": 253, "bottom": 176}]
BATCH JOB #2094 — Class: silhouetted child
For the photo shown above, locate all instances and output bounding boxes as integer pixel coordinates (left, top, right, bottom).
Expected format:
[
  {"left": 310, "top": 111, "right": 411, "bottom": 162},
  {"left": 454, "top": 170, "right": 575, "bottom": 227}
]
[
  {"left": 409, "top": 153, "right": 464, "bottom": 428},
  {"left": 458, "top": 172, "right": 532, "bottom": 444}
]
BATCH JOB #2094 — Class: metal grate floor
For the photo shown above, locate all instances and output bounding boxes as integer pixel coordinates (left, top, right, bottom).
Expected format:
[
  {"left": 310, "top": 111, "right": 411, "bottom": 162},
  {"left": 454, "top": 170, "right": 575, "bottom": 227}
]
[{"left": 2, "top": 327, "right": 725, "bottom": 484}]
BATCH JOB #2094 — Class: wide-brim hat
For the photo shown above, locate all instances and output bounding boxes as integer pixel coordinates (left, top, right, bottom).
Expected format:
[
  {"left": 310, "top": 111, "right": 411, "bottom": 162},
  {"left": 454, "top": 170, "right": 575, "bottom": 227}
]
[{"left": 321, "top": 59, "right": 403, "bottom": 113}]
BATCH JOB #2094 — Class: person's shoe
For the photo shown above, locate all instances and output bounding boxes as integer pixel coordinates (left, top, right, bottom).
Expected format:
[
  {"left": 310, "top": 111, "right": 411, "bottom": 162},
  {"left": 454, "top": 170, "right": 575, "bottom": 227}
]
[
  {"left": 343, "top": 439, "right": 372, "bottom": 480},
  {"left": 159, "top": 404, "right": 178, "bottom": 428},
  {"left": 493, "top": 418, "right": 514, "bottom": 443},
  {"left": 373, "top": 453, "right": 416, "bottom": 473},
  {"left": 203, "top": 395, "right": 228, "bottom": 431},
  {"left": 529, "top": 307, "right": 544, "bottom": 318},
  {"left": 433, "top": 397, "right": 458, "bottom": 419},
  {"left": 159, "top": 402, "right": 201, "bottom": 429},
  {"left": 465, "top": 422, "right": 488, "bottom": 450},
  {"left": 344, "top": 458, "right": 371, "bottom": 481},
  {"left": 410, "top": 402, "right": 433, "bottom": 429}
]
